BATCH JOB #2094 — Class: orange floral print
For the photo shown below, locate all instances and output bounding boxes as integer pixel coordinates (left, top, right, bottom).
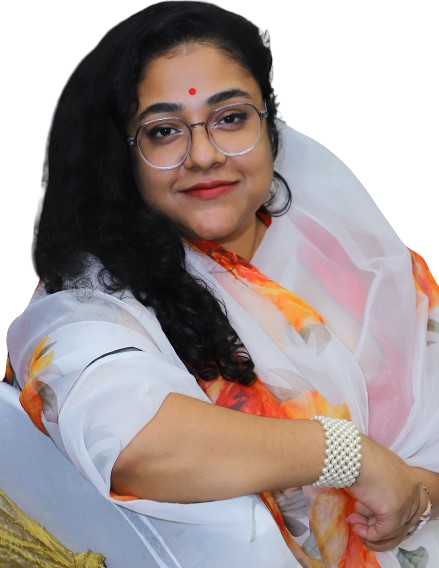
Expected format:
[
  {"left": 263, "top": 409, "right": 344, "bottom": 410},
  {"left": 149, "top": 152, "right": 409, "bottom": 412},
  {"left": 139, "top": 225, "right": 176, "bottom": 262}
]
[
  {"left": 260, "top": 491, "right": 324, "bottom": 568},
  {"left": 195, "top": 238, "right": 378, "bottom": 567},
  {"left": 310, "top": 490, "right": 379, "bottom": 567},
  {"left": 198, "top": 373, "right": 376, "bottom": 567},
  {"left": 281, "top": 391, "right": 350, "bottom": 421},
  {"left": 109, "top": 490, "right": 139, "bottom": 502},
  {"left": 19, "top": 336, "right": 55, "bottom": 435},
  {"left": 199, "top": 370, "right": 379, "bottom": 566},
  {"left": 191, "top": 239, "right": 324, "bottom": 333},
  {"left": 410, "top": 249, "right": 439, "bottom": 309},
  {"left": 199, "top": 376, "right": 289, "bottom": 418}
]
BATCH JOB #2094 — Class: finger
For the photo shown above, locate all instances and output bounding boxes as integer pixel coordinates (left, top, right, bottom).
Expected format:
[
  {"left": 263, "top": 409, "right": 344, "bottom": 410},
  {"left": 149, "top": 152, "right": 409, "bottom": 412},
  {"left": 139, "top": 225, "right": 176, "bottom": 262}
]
[
  {"left": 346, "top": 512, "right": 369, "bottom": 525},
  {"left": 359, "top": 528, "right": 410, "bottom": 552},
  {"left": 354, "top": 502, "right": 374, "bottom": 517},
  {"left": 353, "top": 516, "right": 411, "bottom": 543}
]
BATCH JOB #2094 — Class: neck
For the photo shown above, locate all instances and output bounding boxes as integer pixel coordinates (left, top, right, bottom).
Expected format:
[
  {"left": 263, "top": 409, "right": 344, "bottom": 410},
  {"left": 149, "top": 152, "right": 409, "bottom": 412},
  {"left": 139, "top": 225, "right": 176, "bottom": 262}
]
[{"left": 216, "top": 215, "right": 267, "bottom": 260}]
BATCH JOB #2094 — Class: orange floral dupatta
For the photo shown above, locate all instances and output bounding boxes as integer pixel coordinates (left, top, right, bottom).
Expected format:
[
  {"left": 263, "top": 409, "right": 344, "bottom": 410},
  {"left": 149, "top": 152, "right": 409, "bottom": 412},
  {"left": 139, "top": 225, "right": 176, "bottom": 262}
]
[{"left": 192, "top": 238, "right": 380, "bottom": 568}]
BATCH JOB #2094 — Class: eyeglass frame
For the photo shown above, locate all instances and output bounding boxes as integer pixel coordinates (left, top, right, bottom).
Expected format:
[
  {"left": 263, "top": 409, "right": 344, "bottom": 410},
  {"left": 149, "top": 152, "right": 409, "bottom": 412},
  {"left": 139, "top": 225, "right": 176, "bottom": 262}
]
[{"left": 127, "top": 102, "right": 268, "bottom": 170}]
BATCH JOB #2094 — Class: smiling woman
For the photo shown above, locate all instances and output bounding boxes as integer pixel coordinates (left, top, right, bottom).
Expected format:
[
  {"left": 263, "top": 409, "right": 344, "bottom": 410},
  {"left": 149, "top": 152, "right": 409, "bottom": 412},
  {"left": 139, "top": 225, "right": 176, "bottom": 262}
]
[
  {"left": 4, "top": 2, "right": 439, "bottom": 567},
  {"left": 132, "top": 45, "right": 274, "bottom": 257}
]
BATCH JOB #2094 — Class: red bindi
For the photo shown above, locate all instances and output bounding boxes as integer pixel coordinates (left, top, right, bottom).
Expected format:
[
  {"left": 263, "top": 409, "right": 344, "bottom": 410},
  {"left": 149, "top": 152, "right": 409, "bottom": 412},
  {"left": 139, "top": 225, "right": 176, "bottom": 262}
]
[{"left": 189, "top": 87, "right": 197, "bottom": 95}]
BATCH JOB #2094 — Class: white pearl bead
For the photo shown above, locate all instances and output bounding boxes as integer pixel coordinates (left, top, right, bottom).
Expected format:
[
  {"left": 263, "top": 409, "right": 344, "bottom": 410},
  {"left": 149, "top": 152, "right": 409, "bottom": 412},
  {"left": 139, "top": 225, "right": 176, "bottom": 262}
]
[{"left": 312, "top": 415, "right": 363, "bottom": 489}]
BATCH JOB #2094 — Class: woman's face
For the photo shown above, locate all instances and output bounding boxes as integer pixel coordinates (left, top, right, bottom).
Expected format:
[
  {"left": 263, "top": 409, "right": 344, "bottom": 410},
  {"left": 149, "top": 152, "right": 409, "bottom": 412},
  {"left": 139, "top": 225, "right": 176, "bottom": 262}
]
[{"left": 131, "top": 44, "right": 274, "bottom": 257}]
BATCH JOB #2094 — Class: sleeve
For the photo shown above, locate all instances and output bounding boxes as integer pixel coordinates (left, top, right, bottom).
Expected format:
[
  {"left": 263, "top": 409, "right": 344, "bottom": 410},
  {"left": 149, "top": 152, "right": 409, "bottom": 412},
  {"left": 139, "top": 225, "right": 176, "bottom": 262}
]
[
  {"left": 7, "top": 286, "right": 209, "bottom": 495},
  {"left": 7, "top": 285, "right": 273, "bottom": 549},
  {"left": 59, "top": 349, "right": 208, "bottom": 497}
]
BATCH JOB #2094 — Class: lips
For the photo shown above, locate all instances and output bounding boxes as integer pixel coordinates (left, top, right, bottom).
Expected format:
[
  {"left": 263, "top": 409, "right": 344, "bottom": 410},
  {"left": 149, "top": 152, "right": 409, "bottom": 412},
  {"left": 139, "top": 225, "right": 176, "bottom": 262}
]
[{"left": 180, "top": 180, "right": 238, "bottom": 200}]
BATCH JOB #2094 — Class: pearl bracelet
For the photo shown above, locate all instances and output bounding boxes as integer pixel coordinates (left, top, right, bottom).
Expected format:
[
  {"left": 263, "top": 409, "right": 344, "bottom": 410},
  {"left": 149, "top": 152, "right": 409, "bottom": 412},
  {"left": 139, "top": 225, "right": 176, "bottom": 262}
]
[{"left": 312, "top": 416, "right": 363, "bottom": 488}]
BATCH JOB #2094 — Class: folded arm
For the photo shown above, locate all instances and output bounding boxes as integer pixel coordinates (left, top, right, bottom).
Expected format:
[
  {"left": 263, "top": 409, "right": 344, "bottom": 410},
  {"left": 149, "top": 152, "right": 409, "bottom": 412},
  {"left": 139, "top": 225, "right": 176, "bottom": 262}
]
[{"left": 111, "top": 391, "right": 433, "bottom": 553}]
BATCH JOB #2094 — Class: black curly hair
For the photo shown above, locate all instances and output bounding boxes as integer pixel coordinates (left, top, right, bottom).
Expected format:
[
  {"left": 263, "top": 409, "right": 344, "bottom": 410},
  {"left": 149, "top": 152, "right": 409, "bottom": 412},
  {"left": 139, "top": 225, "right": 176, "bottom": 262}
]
[{"left": 34, "top": 1, "right": 291, "bottom": 385}]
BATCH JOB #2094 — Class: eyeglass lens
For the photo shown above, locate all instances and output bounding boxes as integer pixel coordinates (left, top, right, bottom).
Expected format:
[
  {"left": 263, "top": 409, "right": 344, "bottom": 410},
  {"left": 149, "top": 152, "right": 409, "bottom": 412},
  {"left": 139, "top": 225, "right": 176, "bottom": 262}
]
[{"left": 136, "top": 104, "right": 263, "bottom": 168}]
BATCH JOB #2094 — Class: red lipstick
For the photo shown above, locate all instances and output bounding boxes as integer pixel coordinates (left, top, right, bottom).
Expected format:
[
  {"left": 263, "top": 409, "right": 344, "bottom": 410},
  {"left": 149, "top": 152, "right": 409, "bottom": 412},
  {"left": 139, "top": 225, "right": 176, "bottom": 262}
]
[{"left": 181, "top": 180, "right": 237, "bottom": 200}]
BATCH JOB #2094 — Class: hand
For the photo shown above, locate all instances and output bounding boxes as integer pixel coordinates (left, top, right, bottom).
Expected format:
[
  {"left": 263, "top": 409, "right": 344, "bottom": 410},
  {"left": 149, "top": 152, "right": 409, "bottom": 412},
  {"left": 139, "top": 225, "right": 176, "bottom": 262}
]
[
  {"left": 346, "top": 437, "right": 425, "bottom": 550},
  {"left": 347, "top": 503, "right": 414, "bottom": 552}
]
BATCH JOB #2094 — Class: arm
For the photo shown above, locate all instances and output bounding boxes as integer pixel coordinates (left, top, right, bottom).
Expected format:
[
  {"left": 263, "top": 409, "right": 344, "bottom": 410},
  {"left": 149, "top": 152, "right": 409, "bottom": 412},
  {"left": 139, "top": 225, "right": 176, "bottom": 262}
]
[
  {"left": 111, "top": 392, "right": 327, "bottom": 503},
  {"left": 111, "top": 392, "right": 424, "bottom": 551}
]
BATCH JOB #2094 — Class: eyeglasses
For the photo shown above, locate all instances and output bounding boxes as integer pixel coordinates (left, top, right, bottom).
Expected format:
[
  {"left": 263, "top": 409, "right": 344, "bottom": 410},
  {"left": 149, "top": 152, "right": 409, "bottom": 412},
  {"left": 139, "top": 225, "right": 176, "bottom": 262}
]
[{"left": 128, "top": 102, "right": 268, "bottom": 170}]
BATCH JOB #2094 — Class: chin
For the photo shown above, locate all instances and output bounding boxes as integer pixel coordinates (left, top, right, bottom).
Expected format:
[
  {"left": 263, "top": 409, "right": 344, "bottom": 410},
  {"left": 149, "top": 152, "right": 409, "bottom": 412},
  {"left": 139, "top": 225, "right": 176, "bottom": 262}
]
[
  {"left": 187, "top": 223, "right": 234, "bottom": 243},
  {"left": 176, "top": 223, "right": 224, "bottom": 243}
]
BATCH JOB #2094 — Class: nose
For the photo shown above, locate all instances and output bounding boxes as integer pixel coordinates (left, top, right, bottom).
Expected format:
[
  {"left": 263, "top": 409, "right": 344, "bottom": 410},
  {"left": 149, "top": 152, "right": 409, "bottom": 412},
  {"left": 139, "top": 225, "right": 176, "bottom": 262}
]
[{"left": 183, "top": 123, "right": 226, "bottom": 170}]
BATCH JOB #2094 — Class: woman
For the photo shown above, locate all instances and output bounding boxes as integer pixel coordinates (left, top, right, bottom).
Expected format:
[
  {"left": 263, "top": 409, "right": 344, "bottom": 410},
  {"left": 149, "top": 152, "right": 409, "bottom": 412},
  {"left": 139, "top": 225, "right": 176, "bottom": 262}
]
[{"left": 5, "top": 2, "right": 439, "bottom": 566}]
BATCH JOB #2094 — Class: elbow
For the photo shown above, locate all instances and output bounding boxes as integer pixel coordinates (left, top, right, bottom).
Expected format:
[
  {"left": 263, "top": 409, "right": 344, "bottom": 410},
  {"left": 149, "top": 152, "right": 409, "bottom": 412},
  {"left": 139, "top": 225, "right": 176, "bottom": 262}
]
[
  {"left": 110, "top": 444, "right": 197, "bottom": 503},
  {"left": 111, "top": 449, "right": 144, "bottom": 499}
]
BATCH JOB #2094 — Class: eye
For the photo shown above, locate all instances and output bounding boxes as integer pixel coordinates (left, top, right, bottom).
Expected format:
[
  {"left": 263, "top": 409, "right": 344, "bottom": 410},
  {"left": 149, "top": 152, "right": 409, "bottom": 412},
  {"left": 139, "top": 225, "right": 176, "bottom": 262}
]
[
  {"left": 213, "top": 108, "right": 248, "bottom": 130},
  {"left": 141, "top": 120, "right": 186, "bottom": 143}
]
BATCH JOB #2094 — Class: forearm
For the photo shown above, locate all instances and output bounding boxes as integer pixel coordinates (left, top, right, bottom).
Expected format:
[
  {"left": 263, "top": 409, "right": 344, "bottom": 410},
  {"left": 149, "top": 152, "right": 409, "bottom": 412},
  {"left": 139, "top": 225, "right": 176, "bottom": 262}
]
[{"left": 111, "top": 393, "right": 326, "bottom": 502}]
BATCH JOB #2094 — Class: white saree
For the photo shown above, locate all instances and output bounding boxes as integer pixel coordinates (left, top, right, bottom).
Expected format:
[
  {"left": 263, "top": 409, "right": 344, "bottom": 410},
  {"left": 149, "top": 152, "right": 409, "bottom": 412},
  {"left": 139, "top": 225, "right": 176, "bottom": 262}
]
[{"left": 6, "top": 123, "right": 439, "bottom": 567}]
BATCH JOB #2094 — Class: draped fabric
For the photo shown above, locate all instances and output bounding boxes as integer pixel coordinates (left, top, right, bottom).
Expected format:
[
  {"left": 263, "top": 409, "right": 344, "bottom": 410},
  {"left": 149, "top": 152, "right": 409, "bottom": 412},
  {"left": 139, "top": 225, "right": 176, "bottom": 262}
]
[
  {"left": 193, "top": 237, "right": 379, "bottom": 566},
  {"left": 5, "top": 123, "right": 439, "bottom": 567}
]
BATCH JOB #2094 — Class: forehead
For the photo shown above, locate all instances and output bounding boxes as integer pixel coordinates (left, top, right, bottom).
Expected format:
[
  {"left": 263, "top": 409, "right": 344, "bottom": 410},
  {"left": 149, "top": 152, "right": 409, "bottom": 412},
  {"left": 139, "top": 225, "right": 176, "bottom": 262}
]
[{"left": 137, "top": 45, "right": 262, "bottom": 109}]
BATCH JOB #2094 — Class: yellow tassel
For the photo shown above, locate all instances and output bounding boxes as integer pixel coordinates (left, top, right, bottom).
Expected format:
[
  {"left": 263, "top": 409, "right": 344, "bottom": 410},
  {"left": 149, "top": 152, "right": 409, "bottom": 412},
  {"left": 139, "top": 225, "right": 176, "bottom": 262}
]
[{"left": 0, "top": 489, "right": 106, "bottom": 567}]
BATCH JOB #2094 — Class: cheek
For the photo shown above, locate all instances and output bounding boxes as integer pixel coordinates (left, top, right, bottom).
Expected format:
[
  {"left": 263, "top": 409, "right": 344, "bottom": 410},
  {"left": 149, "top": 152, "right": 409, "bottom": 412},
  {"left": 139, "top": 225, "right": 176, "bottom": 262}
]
[
  {"left": 135, "top": 165, "right": 165, "bottom": 207},
  {"left": 251, "top": 141, "right": 274, "bottom": 194}
]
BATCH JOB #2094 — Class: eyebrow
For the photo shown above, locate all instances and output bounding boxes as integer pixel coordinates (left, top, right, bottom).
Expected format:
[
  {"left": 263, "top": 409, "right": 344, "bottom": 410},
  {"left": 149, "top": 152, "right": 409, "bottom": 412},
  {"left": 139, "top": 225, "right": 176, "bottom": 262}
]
[{"left": 137, "top": 88, "right": 251, "bottom": 122}]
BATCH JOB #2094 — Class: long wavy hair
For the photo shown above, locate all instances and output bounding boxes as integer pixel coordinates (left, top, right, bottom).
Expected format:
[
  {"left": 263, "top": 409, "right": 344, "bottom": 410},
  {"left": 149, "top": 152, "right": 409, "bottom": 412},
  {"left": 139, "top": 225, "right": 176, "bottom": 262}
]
[{"left": 34, "top": 1, "right": 291, "bottom": 385}]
